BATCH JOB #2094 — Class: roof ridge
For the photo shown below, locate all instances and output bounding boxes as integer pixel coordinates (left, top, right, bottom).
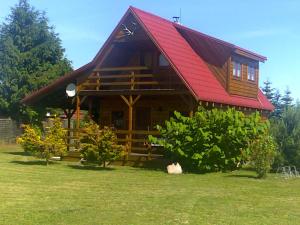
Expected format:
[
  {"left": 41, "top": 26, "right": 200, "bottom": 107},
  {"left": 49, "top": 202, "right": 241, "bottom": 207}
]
[{"left": 130, "top": 6, "right": 266, "bottom": 61}]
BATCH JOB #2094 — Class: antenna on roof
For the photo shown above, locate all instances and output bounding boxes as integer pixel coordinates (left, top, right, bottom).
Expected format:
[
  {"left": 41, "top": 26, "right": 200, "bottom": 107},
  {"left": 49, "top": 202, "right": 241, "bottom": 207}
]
[{"left": 180, "top": 8, "right": 182, "bottom": 24}]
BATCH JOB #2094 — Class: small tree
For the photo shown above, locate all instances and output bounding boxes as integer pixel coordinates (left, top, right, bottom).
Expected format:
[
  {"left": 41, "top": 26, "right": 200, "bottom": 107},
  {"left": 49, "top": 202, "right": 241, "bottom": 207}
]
[
  {"left": 248, "top": 134, "right": 277, "bottom": 178},
  {"left": 80, "top": 122, "right": 124, "bottom": 168},
  {"left": 41, "top": 118, "right": 67, "bottom": 165},
  {"left": 17, "top": 124, "right": 42, "bottom": 153},
  {"left": 17, "top": 117, "right": 67, "bottom": 165}
]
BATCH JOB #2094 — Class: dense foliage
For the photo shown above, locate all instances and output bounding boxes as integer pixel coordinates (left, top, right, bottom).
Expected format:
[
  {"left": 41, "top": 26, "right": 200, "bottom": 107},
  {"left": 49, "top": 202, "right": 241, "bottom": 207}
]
[
  {"left": 149, "top": 107, "right": 269, "bottom": 173},
  {"left": 261, "top": 80, "right": 300, "bottom": 168},
  {"left": 80, "top": 122, "right": 124, "bottom": 167},
  {"left": 270, "top": 106, "right": 300, "bottom": 168},
  {"left": 17, "top": 117, "right": 67, "bottom": 165},
  {"left": 0, "top": 0, "right": 72, "bottom": 122},
  {"left": 16, "top": 124, "right": 42, "bottom": 153},
  {"left": 248, "top": 135, "right": 277, "bottom": 178}
]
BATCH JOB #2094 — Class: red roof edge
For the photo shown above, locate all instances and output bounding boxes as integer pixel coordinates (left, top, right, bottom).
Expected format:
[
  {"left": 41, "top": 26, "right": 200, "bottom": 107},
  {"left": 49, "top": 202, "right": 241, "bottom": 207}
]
[{"left": 21, "top": 62, "right": 93, "bottom": 104}]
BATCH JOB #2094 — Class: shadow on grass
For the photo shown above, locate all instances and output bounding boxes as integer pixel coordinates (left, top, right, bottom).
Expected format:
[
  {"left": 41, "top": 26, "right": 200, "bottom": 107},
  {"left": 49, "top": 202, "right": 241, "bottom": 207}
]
[
  {"left": 226, "top": 174, "right": 258, "bottom": 179},
  {"left": 10, "top": 160, "right": 57, "bottom": 166},
  {"left": 68, "top": 165, "right": 115, "bottom": 171},
  {"left": 6, "top": 151, "right": 30, "bottom": 156}
]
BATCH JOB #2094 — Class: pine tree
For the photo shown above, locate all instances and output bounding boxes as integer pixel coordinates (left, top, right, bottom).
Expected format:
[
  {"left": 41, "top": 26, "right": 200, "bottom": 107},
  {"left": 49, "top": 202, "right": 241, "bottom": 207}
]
[
  {"left": 271, "top": 89, "right": 283, "bottom": 118},
  {"left": 262, "top": 80, "right": 274, "bottom": 101},
  {"left": 281, "top": 87, "right": 293, "bottom": 109},
  {"left": 0, "top": 0, "right": 72, "bottom": 122}
]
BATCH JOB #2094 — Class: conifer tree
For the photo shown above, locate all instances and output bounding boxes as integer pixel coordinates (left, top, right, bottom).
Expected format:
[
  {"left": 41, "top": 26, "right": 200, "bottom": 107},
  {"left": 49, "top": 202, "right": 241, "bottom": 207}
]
[
  {"left": 262, "top": 80, "right": 274, "bottom": 101},
  {"left": 271, "top": 89, "right": 283, "bottom": 118},
  {"left": 281, "top": 87, "right": 293, "bottom": 109},
  {"left": 0, "top": 0, "right": 72, "bottom": 122}
]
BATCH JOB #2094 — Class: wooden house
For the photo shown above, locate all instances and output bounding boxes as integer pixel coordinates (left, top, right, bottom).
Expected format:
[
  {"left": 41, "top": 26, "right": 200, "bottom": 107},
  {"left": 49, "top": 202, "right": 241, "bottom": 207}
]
[{"left": 22, "top": 7, "right": 274, "bottom": 159}]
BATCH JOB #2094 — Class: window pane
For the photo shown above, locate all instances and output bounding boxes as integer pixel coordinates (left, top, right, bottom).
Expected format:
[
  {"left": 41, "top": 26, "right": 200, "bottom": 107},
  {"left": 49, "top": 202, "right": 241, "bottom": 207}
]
[
  {"left": 159, "top": 54, "right": 169, "bottom": 67},
  {"left": 233, "top": 61, "right": 241, "bottom": 78},
  {"left": 248, "top": 66, "right": 255, "bottom": 81}
]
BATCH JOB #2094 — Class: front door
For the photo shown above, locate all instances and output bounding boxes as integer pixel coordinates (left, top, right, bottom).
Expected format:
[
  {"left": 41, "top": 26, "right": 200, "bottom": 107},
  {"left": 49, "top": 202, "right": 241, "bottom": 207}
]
[{"left": 135, "top": 107, "right": 151, "bottom": 130}]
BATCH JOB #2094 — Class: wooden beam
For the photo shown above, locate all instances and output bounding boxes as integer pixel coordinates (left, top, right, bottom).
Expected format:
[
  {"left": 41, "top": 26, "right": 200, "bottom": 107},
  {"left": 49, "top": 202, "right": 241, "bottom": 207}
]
[
  {"left": 87, "top": 74, "right": 154, "bottom": 79},
  {"left": 133, "top": 95, "right": 141, "bottom": 105},
  {"left": 94, "top": 66, "right": 149, "bottom": 72},
  {"left": 79, "top": 89, "right": 189, "bottom": 96},
  {"left": 120, "top": 95, "right": 130, "bottom": 107}
]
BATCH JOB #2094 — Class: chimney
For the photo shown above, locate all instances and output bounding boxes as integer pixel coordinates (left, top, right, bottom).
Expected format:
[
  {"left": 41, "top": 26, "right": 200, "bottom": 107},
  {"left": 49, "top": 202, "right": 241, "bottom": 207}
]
[{"left": 172, "top": 16, "right": 180, "bottom": 24}]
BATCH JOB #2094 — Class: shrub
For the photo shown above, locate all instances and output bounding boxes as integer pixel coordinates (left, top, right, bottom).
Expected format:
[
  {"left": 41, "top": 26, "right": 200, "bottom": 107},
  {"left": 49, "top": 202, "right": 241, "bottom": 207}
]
[
  {"left": 41, "top": 118, "right": 68, "bottom": 165},
  {"left": 17, "top": 124, "right": 42, "bottom": 153},
  {"left": 248, "top": 135, "right": 277, "bottom": 178},
  {"left": 80, "top": 122, "right": 124, "bottom": 167},
  {"left": 149, "top": 107, "right": 269, "bottom": 172},
  {"left": 270, "top": 106, "right": 300, "bottom": 168},
  {"left": 17, "top": 118, "right": 67, "bottom": 165}
]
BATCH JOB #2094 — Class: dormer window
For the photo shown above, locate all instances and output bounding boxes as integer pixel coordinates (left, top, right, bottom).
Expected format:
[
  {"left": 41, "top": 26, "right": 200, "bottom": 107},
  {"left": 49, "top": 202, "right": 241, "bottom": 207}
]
[
  {"left": 248, "top": 65, "right": 255, "bottom": 81},
  {"left": 159, "top": 54, "right": 170, "bottom": 67},
  {"left": 233, "top": 61, "right": 241, "bottom": 78}
]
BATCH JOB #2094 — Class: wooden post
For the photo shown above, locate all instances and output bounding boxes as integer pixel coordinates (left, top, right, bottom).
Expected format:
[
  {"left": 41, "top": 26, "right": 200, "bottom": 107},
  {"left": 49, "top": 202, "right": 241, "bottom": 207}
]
[
  {"left": 121, "top": 94, "right": 141, "bottom": 159},
  {"left": 96, "top": 72, "right": 100, "bottom": 91},
  {"left": 67, "top": 110, "right": 71, "bottom": 151},
  {"left": 76, "top": 84, "right": 81, "bottom": 140},
  {"left": 128, "top": 95, "right": 133, "bottom": 156},
  {"left": 64, "top": 108, "right": 75, "bottom": 152}
]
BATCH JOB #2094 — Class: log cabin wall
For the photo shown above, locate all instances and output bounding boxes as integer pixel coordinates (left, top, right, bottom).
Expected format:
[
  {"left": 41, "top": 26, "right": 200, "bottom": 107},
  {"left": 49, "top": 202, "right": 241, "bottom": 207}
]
[{"left": 228, "top": 55, "right": 259, "bottom": 98}]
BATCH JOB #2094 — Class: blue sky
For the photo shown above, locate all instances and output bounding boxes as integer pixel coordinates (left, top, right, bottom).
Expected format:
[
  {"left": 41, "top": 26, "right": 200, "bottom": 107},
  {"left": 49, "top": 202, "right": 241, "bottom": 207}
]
[{"left": 1, "top": 0, "right": 300, "bottom": 99}]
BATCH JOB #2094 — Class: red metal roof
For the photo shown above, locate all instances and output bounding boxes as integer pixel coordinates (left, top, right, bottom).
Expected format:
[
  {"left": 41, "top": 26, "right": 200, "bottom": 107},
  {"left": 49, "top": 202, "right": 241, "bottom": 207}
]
[
  {"left": 130, "top": 6, "right": 273, "bottom": 111},
  {"left": 22, "top": 6, "right": 273, "bottom": 111}
]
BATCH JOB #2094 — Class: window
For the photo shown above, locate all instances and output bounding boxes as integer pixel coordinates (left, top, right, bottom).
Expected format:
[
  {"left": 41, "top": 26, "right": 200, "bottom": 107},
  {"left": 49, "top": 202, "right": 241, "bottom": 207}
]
[
  {"left": 233, "top": 61, "right": 241, "bottom": 78},
  {"left": 248, "top": 65, "right": 256, "bottom": 81},
  {"left": 159, "top": 54, "right": 169, "bottom": 67},
  {"left": 141, "top": 51, "right": 152, "bottom": 67},
  {"left": 111, "top": 111, "right": 124, "bottom": 129}
]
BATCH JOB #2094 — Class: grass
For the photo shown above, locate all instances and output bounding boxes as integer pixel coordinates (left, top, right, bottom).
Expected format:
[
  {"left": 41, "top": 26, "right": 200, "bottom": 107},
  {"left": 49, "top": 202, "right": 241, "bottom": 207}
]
[{"left": 1, "top": 145, "right": 300, "bottom": 225}]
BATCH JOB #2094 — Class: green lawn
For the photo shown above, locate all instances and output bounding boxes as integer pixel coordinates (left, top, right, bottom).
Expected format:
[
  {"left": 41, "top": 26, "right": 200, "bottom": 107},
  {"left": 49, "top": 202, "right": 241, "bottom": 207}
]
[{"left": 1, "top": 145, "right": 300, "bottom": 225}]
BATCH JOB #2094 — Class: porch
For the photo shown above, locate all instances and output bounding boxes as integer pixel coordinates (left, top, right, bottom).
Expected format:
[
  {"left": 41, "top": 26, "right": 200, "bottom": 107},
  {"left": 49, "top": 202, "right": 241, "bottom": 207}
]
[{"left": 64, "top": 65, "right": 195, "bottom": 159}]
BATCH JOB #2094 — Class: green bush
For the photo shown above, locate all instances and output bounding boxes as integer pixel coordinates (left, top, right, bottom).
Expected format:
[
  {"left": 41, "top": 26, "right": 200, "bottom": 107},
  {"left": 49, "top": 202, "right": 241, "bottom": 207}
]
[
  {"left": 17, "top": 118, "right": 67, "bottom": 165},
  {"left": 80, "top": 122, "right": 124, "bottom": 167},
  {"left": 149, "top": 107, "right": 269, "bottom": 172},
  {"left": 248, "top": 135, "right": 277, "bottom": 178},
  {"left": 270, "top": 106, "right": 300, "bottom": 168}
]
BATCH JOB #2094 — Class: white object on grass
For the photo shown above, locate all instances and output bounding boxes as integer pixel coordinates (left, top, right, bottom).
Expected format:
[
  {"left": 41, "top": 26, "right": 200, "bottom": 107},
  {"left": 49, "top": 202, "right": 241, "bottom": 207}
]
[{"left": 167, "top": 163, "right": 182, "bottom": 174}]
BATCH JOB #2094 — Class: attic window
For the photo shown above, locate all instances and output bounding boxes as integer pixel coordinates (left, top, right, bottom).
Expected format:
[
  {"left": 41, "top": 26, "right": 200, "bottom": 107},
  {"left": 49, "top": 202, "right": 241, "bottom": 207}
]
[
  {"left": 248, "top": 65, "right": 256, "bottom": 81},
  {"left": 233, "top": 61, "right": 241, "bottom": 78},
  {"left": 159, "top": 54, "right": 170, "bottom": 67}
]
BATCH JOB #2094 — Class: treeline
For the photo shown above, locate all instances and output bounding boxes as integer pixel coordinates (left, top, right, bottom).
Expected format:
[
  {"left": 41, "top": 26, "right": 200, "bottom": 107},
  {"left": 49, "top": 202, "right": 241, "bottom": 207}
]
[{"left": 262, "top": 81, "right": 300, "bottom": 168}]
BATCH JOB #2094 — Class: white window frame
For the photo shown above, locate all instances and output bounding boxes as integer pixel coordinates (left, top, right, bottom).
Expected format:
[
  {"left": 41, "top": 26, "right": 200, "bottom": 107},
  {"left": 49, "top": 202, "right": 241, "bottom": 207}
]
[
  {"left": 247, "top": 65, "right": 256, "bottom": 81},
  {"left": 233, "top": 61, "right": 242, "bottom": 78}
]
